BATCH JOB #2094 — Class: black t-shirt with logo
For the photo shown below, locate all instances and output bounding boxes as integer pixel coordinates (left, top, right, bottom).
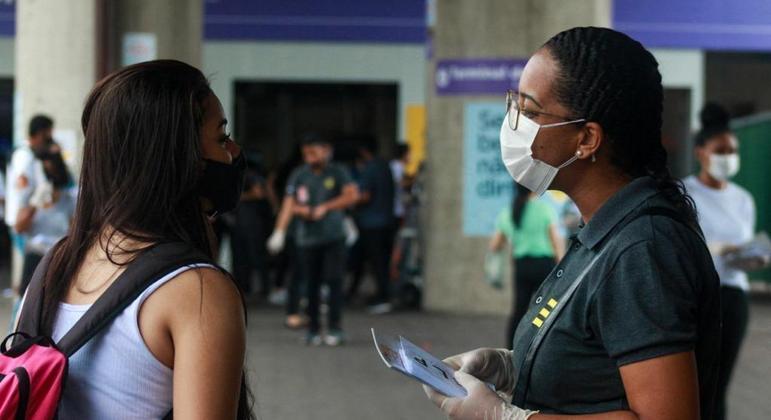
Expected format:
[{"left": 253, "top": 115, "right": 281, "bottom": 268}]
[
  {"left": 286, "top": 163, "right": 353, "bottom": 247},
  {"left": 510, "top": 177, "right": 720, "bottom": 419}
]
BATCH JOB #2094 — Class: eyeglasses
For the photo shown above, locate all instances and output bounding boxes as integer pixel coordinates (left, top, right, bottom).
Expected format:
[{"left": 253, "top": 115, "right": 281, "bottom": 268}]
[{"left": 505, "top": 89, "right": 584, "bottom": 130}]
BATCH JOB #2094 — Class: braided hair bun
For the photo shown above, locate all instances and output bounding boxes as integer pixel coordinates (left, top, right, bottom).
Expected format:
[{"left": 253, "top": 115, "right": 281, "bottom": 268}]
[
  {"left": 696, "top": 103, "right": 731, "bottom": 146},
  {"left": 543, "top": 26, "right": 697, "bottom": 225}
]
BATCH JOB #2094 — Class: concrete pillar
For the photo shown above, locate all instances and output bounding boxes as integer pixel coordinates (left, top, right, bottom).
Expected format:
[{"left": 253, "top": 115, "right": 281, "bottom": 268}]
[
  {"left": 15, "top": 0, "right": 97, "bottom": 163},
  {"left": 13, "top": 0, "right": 202, "bottom": 288},
  {"left": 423, "top": 0, "right": 611, "bottom": 315},
  {"left": 105, "top": 0, "right": 203, "bottom": 71},
  {"left": 14, "top": 0, "right": 98, "bottom": 290}
]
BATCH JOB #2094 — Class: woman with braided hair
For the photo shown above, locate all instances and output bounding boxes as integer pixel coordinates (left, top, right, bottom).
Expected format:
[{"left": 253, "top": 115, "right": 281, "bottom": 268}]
[
  {"left": 424, "top": 27, "right": 720, "bottom": 420},
  {"left": 684, "top": 103, "right": 762, "bottom": 420}
]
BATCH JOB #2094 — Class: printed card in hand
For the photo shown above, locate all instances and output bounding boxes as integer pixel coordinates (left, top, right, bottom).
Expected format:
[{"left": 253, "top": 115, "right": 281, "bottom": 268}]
[{"left": 371, "top": 328, "right": 467, "bottom": 398}]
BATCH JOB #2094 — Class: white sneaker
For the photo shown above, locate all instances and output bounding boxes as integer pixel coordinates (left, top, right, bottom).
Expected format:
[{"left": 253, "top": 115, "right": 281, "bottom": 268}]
[
  {"left": 367, "top": 302, "right": 393, "bottom": 315},
  {"left": 305, "top": 333, "right": 323, "bottom": 346},
  {"left": 268, "top": 289, "right": 287, "bottom": 306},
  {"left": 323, "top": 331, "right": 346, "bottom": 347}
]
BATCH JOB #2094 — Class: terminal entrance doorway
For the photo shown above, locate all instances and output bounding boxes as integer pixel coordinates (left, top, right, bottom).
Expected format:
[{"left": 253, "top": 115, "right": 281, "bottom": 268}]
[{"left": 233, "top": 81, "right": 398, "bottom": 172}]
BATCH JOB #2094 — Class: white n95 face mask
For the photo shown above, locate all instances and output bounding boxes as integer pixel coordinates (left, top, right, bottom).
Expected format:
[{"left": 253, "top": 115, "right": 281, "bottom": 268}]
[
  {"left": 499, "top": 112, "right": 585, "bottom": 196},
  {"left": 708, "top": 153, "right": 740, "bottom": 181}
]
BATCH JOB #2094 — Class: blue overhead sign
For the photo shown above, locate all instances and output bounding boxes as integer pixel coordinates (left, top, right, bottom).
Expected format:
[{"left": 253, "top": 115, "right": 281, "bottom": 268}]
[
  {"left": 0, "top": 0, "right": 427, "bottom": 43},
  {"left": 0, "top": 3, "right": 13, "bottom": 37},
  {"left": 204, "top": 0, "right": 426, "bottom": 43},
  {"left": 614, "top": 0, "right": 771, "bottom": 51}
]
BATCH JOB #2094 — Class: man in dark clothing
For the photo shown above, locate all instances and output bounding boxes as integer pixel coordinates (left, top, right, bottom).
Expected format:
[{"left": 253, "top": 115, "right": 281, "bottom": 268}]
[
  {"left": 349, "top": 140, "right": 395, "bottom": 314},
  {"left": 267, "top": 134, "right": 358, "bottom": 346},
  {"left": 230, "top": 157, "right": 272, "bottom": 298}
]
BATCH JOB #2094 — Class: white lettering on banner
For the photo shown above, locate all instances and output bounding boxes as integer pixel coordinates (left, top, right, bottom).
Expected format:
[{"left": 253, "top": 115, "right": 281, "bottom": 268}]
[
  {"left": 447, "top": 65, "right": 523, "bottom": 81},
  {"left": 463, "top": 103, "right": 514, "bottom": 236}
]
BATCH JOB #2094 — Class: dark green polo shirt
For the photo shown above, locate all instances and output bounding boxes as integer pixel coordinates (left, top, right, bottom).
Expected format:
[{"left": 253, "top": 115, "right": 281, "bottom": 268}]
[
  {"left": 510, "top": 177, "right": 720, "bottom": 418},
  {"left": 286, "top": 163, "right": 353, "bottom": 247}
]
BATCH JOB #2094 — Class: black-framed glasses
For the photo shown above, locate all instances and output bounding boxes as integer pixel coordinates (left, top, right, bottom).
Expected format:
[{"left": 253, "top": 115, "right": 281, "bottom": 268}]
[{"left": 505, "top": 89, "right": 584, "bottom": 130}]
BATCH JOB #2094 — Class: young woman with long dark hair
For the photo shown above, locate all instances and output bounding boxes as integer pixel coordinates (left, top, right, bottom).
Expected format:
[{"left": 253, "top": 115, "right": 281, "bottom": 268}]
[
  {"left": 425, "top": 27, "right": 720, "bottom": 420},
  {"left": 20, "top": 60, "right": 253, "bottom": 419}
]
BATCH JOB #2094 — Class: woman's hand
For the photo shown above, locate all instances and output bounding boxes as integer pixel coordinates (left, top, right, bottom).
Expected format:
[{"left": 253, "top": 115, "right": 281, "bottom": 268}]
[
  {"left": 444, "top": 348, "right": 517, "bottom": 396},
  {"left": 424, "top": 371, "right": 537, "bottom": 420}
]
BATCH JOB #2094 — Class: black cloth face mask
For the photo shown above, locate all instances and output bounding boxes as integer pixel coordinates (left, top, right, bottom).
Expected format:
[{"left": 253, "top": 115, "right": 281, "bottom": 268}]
[{"left": 198, "top": 152, "right": 247, "bottom": 216}]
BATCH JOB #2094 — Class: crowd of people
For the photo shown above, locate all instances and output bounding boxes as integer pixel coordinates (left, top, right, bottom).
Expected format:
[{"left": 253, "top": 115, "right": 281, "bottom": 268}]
[{"left": 148, "top": 131, "right": 417, "bottom": 347}]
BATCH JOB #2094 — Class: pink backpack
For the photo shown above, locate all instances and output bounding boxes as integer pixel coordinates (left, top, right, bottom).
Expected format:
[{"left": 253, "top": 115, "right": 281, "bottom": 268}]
[{"left": 0, "top": 242, "right": 211, "bottom": 419}]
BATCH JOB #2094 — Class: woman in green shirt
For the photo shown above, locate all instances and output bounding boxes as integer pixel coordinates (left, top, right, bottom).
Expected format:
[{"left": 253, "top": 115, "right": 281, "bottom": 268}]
[{"left": 490, "top": 182, "right": 565, "bottom": 349}]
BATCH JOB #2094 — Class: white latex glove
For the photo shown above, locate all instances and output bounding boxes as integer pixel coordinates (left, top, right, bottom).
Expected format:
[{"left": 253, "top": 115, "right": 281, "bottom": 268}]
[
  {"left": 29, "top": 181, "right": 54, "bottom": 208},
  {"left": 343, "top": 216, "right": 359, "bottom": 246},
  {"left": 267, "top": 230, "right": 286, "bottom": 255},
  {"left": 424, "top": 371, "right": 538, "bottom": 420},
  {"left": 444, "top": 348, "right": 517, "bottom": 396}
]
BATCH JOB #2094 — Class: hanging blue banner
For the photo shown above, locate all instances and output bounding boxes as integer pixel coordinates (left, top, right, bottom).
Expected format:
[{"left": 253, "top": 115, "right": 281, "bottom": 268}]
[
  {"left": 204, "top": 0, "right": 426, "bottom": 43},
  {"left": 436, "top": 58, "right": 526, "bottom": 96},
  {"left": 0, "top": 3, "right": 13, "bottom": 37},
  {"left": 614, "top": 0, "right": 771, "bottom": 51}
]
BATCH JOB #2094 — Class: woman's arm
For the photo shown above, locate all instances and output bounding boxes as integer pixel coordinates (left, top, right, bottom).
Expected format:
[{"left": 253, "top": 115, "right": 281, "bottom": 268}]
[
  {"left": 163, "top": 268, "right": 246, "bottom": 419},
  {"left": 489, "top": 231, "right": 507, "bottom": 252},
  {"left": 532, "top": 352, "right": 698, "bottom": 420},
  {"left": 427, "top": 351, "right": 698, "bottom": 420}
]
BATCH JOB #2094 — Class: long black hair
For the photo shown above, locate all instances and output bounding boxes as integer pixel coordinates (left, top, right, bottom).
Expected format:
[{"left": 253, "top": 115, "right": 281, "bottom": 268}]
[
  {"left": 511, "top": 182, "right": 531, "bottom": 227},
  {"left": 40, "top": 60, "right": 254, "bottom": 419},
  {"left": 542, "top": 27, "right": 697, "bottom": 224}
]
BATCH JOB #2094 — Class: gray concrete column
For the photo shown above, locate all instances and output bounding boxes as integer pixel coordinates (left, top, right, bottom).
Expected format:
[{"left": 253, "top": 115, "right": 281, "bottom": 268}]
[
  {"left": 14, "top": 0, "right": 98, "bottom": 289},
  {"left": 106, "top": 0, "right": 203, "bottom": 70},
  {"left": 15, "top": 0, "right": 97, "bottom": 165},
  {"left": 423, "top": 0, "right": 611, "bottom": 315}
]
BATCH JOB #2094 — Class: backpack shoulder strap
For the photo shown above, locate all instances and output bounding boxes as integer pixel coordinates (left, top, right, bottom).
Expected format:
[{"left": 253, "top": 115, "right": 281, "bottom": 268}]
[
  {"left": 16, "top": 242, "right": 215, "bottom": 356},
  {"left": 15, "top": 245, "right": 58, "bottom": 339},
  {"left": 56, "top": 242, "right": 215, "bottom": 357}
]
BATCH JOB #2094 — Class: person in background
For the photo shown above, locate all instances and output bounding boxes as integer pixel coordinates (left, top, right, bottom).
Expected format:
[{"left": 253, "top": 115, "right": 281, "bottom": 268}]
[
  {"left": 489, "top": 182, "right": 564, "bottom": 349},
  {"left": 267, "top": 134, "right": 359, "bottom": 346},
  {"left": 267, "top": 148, "right": 306, "bottom": 327},
  {"left": 7, "top": 115, "right": 74, "bottom": 297},
  {"left": 349, "top": 139, "right": 395, "bottom": 314},
  {"left": 390, "top": 143, "right": 411, "bottom": 228},
  {"left": 230, "top": 151, "right": 272, "bottom": 300},
  {"left": 683, "top": 103, "right": 762, "bottom": 420}
]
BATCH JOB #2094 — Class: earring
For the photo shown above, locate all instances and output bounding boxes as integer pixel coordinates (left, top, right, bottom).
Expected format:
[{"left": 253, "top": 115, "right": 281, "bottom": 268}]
[
  {"left": 576, "top": 151, "right": 582, "bottom": 157},
  {"left": 591, "top": 154, "right": 596, "bottom": 163}
]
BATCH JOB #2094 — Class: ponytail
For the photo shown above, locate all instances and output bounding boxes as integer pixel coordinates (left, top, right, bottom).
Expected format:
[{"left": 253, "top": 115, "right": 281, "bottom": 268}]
[{"left": 511, "top": 182, "right": 531, "bottom": 227}]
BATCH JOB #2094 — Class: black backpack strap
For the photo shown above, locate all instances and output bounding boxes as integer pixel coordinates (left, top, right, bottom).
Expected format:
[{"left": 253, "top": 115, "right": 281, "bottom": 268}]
[
  {"left": 15, "top": 245, "right": 59, "bottom": 340},
  {"left": 512, "top": 205, "right": 701, "bottom": 406},
  {"left": 57, "top": 242, "right": 214, "bottom": 357}
]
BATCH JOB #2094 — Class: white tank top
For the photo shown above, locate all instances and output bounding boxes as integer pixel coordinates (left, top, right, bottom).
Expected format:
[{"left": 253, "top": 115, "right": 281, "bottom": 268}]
[{"left": 50, "top": 264, "right": 213, "bottom": 420}]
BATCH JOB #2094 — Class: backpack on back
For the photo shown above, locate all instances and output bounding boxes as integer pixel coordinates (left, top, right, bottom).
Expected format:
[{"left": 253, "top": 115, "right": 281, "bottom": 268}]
[{"left": 0, "top": 242, "right": 212, "bottom": 420}]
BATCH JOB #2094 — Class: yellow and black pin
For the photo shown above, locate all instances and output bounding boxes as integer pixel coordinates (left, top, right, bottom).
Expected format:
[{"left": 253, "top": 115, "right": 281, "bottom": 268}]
[{"left": 532, "top": 298, "right": 559, "bottom": 328}]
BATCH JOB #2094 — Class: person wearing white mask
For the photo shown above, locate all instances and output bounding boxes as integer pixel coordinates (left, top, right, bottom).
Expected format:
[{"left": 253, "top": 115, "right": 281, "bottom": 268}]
[
  {"left": 423, "top": 27, "right": 720, "bottom": 420},
  {"left": 683, "top": 103, "right": 756, "bottom": 420}
]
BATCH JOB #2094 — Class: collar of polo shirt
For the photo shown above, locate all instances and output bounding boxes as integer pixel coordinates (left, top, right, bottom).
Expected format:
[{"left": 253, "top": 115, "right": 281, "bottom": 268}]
[{"left": 576, "top": 176, "right": 660, "bottom": 250}]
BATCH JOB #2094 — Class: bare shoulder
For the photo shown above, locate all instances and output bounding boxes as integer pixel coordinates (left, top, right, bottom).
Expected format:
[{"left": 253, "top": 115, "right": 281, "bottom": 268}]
[{"left": 145, "top": 266, "right": 245, "bottom": 329}]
